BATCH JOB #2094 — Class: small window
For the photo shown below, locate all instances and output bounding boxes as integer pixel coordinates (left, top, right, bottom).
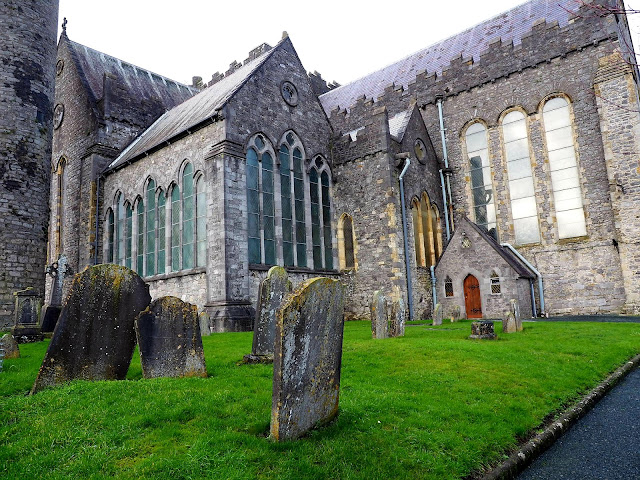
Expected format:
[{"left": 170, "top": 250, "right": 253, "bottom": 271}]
[
  {"left": 444, "top": 276, "right": 454, "bottom": 297},
  {"left": 490, "top": 271, "right": 501, "bottom": 294},
  {"left": 339, "top": 213, "right": 356, "bottom": 270}
]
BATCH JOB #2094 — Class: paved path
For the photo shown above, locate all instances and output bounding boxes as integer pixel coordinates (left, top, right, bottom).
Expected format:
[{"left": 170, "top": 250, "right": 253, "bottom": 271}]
[{"left": 518, "top": 366, "right": 640, "bottom": 480}]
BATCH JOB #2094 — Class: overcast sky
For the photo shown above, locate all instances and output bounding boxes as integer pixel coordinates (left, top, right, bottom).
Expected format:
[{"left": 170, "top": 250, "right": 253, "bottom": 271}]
[{"left": 57, "top": 0, "right": 640, "bottom": 88}]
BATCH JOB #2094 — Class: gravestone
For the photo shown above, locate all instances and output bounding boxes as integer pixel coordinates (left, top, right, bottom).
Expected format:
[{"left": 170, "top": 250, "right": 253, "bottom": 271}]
[
  {"left": 389, "top": 297, "right": 405, "bottom": 337},
  {"left": 502, "top": 311, "right": 517, "bottom": 333},
  {"left": 199, "top": 311, "right": 211, "bottom": 337},
  {"left": 433, "top": 303, "right": 443, "bottom": 326},
  {"left": 469, "top": 321, "right": 497, "bottom": 340},
  {"left": 244, "top": 266, "right": 292, "bottom": 363},
  {"left": 42, "top": 254, "right": 70, "bottom": 333},
  {"left": 31, "top": 264, "right": 150, "bottom": 394},
  {"left": 0, "top": 333, "right": 20, "bottom": 359},
  {"left": 11, "top": 288, "right": 43, "bottom": 343},
  {"left": 511, "top": 299, "right": 523, "bottom": 332},
  {"left": 271, "top": 277, "right": 346, "bottom": 441},
  {"left": 451, "top": 305, "right": 461, "bottom": 323},
  {"left": 370, "top": 290, "right": 388, "bottom": 339},
  {"left": 135, "top": 296, "right": 207, "bottom": 379}
]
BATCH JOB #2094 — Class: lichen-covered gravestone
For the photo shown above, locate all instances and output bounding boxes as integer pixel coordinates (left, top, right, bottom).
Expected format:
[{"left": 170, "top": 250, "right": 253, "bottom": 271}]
[
  {"left": 271, "top": 277, "right": 346, "bottom": 441},
  {"left": 135, "top": 296, "right": 207, "bottom": 379},
  {"left": 31, "top": 264, "right": 150, "bottom": 394},
  {"left": 502, "top": 311, "right": 517, "bottom": 333},
  {"left": 0, "top": 333, "right": 20, "bottom": 359},
  {"left": 389, "top": 297, "right": 405, "bottom": 337},
  {"left": 11, "top": 287, "right": 43, "bottom": 343},
  {"left": 469, "top": 321, "right": 497, "bottom": 340},
  {"left": 511, "top": 299, "right": 523, "bottom": 332},
  {"left": 244, "top": 266, "right": 292, "bottom": 363},
  {"left": 199, "top": 311, "right": 211, "bottom": 337},
  {"left": 433, "top": 303, "right": 443, "bottom": 326},
  {"left": 370, "top": 290, "right": 388, "bottom": 339},
  {"left": 451, "top": 305, "right": 461, "bottom": 323}
]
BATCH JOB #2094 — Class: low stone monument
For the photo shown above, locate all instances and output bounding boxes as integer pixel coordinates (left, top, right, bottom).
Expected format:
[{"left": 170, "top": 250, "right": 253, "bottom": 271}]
[
  {"left": 271, "top": 277, "right": 346, "bottom": 441},
  {"left": 389, "top": 297, "right": 405, "bottom": 337},
  {"left": 370, "top": 290, "right": 388, "bottom": 339},
  {"left": 433, "top": 303, "right": 443, "bottom": 326},
  {"left": 135, "top": 296, "right": 207, "bottom": 379},
  {"left": 0, "top": 333, "right": 20, "bottom": 359},
  {"left": 469, "top": 321, "right": 497, "bottom": 340},
  {"left": 502, "top": 311, "right": 517, "bottom": 333},
  {"left": 244, "top": 266, "right": 292, "bottom": 363},
  {"left": 451, "top": 305, "right": 461, "bottom": 323},
  {"left": 511, "top": 299, "right": 523, "bottom": 332},
  {"left": 11, "top": 288, "right": 43, "bottom": 343},
  {"left": 31, "top": 264, "right": 151, "bottom": 394},
  {"left": 199, "top": 311, "right": 211, "bottom": 337}
]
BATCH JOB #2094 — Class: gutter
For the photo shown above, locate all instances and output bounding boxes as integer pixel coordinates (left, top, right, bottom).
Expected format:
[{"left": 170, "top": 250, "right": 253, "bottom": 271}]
[
  {"left": 501, "top": 243, "right": 545, "bottom": 316},
  {"left": 397, "top": 155, "right": 414, "bottom": 321}
]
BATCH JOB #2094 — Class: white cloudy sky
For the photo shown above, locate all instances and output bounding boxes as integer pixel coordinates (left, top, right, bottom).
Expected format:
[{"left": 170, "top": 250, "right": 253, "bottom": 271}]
[{"left": 58, "top": 0, "right": 640, "bottom": 87}]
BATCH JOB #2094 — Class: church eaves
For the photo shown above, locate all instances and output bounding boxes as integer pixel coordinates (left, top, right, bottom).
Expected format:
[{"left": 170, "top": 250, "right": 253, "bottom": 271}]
[{"left": 319, "top": 0, "right": 581, "bottom": 114}]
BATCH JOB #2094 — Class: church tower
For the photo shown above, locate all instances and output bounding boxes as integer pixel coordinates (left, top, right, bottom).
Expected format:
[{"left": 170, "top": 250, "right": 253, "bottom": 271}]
[{"left": 0, "top": 1, "right": 59, "bottom": 327}]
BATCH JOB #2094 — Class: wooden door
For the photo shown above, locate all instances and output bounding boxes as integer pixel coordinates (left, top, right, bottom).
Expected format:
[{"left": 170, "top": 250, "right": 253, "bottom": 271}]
[{"left": 464, "top": 274, "right": 482, "bottom": 318}]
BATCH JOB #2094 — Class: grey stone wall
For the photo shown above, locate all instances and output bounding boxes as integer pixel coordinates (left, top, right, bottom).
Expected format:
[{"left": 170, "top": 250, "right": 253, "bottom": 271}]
[{"left": 0, "top": 1, "right": 59, "bottom": 327}]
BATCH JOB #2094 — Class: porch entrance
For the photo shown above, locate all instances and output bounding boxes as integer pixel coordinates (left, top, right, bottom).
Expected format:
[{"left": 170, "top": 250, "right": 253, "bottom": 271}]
[{"left": 464, "top": 274, "right": 482, "bottom": 319}]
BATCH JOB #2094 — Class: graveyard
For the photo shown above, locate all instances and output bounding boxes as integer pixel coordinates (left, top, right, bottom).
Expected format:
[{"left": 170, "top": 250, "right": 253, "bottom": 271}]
[{"left": 2, "top": 317, "right": 639, "bottom": 479}]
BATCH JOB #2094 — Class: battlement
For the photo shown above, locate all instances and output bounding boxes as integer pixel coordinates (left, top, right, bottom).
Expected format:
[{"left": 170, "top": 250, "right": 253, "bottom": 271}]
[{"left": 206, "top": 42, "right": 273, "bottom": 87}]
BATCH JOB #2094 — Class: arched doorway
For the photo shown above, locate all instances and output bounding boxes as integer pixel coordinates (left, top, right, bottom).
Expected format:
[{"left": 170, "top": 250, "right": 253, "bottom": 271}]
[{"left": 464, "top": 274, "right": 482, "bottom": 318}]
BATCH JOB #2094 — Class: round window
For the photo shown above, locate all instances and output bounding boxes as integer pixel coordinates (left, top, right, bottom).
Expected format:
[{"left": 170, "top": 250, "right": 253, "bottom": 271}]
[{"left": 414, "top": 139, "right": 427, "bottom": 164}]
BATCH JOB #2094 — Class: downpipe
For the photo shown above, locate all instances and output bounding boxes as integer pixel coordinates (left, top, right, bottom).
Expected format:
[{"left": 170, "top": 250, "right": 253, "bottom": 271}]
[
  {"left": 397, "top": 156, "right": 414, "bottom": 321},
  {"left": 501, "top": 243, "right": 545, "bottom": 316},
  {"left": 436, "top": 95, "right": 452, "bottom": 241},
  {"left": 430, "top": 265, "right": 437, "bottom": 308}
]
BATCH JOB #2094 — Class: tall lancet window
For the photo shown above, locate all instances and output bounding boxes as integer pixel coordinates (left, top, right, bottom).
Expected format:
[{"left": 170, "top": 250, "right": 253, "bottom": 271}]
[
  {"left": 465, "top": 122, "right": 497, "bottom": 239},
  {"left": 309, "top": 156, "right": 333, "bottom": 270}
]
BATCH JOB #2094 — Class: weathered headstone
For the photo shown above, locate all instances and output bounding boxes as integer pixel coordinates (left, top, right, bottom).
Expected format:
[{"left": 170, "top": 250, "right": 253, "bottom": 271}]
[
  {"left": 0, "top": 333, "right": 20, "bottom": 359},
  {"left": 11, "top": 288, "right": 43, "bottom": 343},
  {"left": 511, "top": 299, "right": 523, "bottom": 332},
  {"left": 370, "top": 290, "right": 388, "bottom": 339},
  {"left": 135, "top": 296, "right": 207, "bottom": 379},
  {"left": 42, "top": 254, "right": 70, "bottom": 333},
  {"left": 451, "top": 304, "right": 461, "bottom": 323},
  {"left": 31, "top": 264, "right": 150, "bottom": 394},
  {"left": 502, "top": 311, "right": 517, "bottom": 333},
  {"left": 199, "top": 311, "right": 211, "bottom": 337},
  {"left": 389, "top": 297, "right": 405, "bottom": 337},
  {"left": 244, "top": 266, "right": 292, "bottom": 363},
  {"left": 433, "top": 303, "right": 443, "bottom": 326},
  {"left": 469, "top": 321, "right": 497, "bottom": 340},
  {"left": 271, "top": 277, "right": 346, "bottom": 441}
]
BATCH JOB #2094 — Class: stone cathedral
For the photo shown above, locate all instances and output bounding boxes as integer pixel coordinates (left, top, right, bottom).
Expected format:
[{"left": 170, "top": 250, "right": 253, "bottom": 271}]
[{"left": 2, "top": 0, "right": 640, "bottom": 331}]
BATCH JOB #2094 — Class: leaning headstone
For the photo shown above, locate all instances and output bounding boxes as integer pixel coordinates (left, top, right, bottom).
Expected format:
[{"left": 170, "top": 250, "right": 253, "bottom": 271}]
[
  {"left": 0, "top": 333, "right": 20, "bottom": 359},
  {"left": 389, "top": 297, "right": 405, "bottom": 337},
  {"left": 370, "top": 290, "right": 389, "bottom": 339},
  {"left": 31, "top": 264, "right": 150, "bottom": 394},
  {"left": 135, "top": 296, "right": 207, "bottom": 379},
  {"left": 511, "top": 299, "right": 523, "bottom": 332},
  {"left": 271, "top": 277, "right": 346, "bottom": 441},
  {"left": 469, "top": 321, "right": 497, "bottom": 340},
  {"left": 451, "top": 305, "right": 461, "bottom": 323},
  {"left": 244, "top": 266, "right": 292, "bottom": 363},
  {"left": 199, "top": 311, "right": 211, "bottom": 337},
  {"left": 502, "top": 311, "right": 517, "bottom": 333},
  {"left": 11, "top": 288, "right": 43, "bottom": 343},
  {"left": 433, "top": 303, "right": 443, "bottom": 326}
]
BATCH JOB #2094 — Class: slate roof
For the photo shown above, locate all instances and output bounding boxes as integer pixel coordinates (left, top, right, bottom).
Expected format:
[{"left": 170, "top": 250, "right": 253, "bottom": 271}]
[
  {"left": 388, "top": 109, "right": 412, "bottom": 142},
  {"left": 319, "top": 0, "right": 580, "bottom": 114},
  {"left": 66, "top": 36, "right": 197, "bottom": 110},
  {"left": 107, "top": 42, "right": 279, "bottom": 171},
  {"left": 464, "top": 217, "right": 535, "bottom": 279}
]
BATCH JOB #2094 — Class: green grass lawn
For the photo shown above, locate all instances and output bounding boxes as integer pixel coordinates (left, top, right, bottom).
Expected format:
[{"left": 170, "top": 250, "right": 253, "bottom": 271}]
[{"left": 1, "top": 320, "right": 639, "bottom": 479}]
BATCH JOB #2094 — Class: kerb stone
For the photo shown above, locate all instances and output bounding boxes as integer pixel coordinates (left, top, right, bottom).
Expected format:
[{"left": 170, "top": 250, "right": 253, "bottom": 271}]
[
  {"left": 433, "top": 303, "right": 443, "bottom": 326},
  {"left": 245, "top": 266, "right": 292, "bottom": 363},
  {"left": 135, "top": 296, "right": 207, "bottom": 379},
  {"left": 31, "top": 264, "right": 150, "bottom": 394},
  {"left": 271, "top": 277, "right": 346, "bottom": 441},
  {"left": 370, "top": 290, "right": 388, "bottom": 339},
  {"left": 390, "top": 297, "right": 405, "bottom": 337}
]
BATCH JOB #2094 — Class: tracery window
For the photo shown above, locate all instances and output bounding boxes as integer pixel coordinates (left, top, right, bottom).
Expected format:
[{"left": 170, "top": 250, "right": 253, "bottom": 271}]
[
  {"left": 465, "top": 122, "right": 497, "bottom": 239},
  {"left": 136, "top": 198, "right": 144, "bottom": 274},
  {"left": 338, "top": 213, "right": 356, "bottom": 270},
  {"left": 171, "top": 185, "right": 180, "bottom": 272},
  {"left": 196, "top": 176, "right": 206, "bottom": 267},
  {"left": 157, "top": 189, "right": 166, "bottom": 274},
  {"left": 542, "top": 96, "right": 586, "bottom": 239},
  {"left": 444, "top": 276, "right": 454, "bottom": 297},
  {"left": 411, "top": 198, "right": 425, "bottom": 267},
  {"left": 247, "top": 135, "right": 276, "bottom": 265},
  {"left": 412, "top": 192, "right": 441, "bottom": 267},
  {"left": 125, "top": 202, "right": 133, "bottom": 269},
  {"left": 146, "top": 179, "right": 156, "bottom": 276},
  {"left": 431, "top": 204, "right": 443, "bottom": 260},
  {"left": 502, "top": 110, "right": 540, "bottom": 245},
  {"left": 182, "top": 163, "right": 196, "bottom": 270},
  {"left": 309, "top": 156, "right": 333, "bottom": 270},
  {"left": 490, "top": 271, "right": 501, "bottom": 294},
  {"left": 116, "top": 193, "right": 125, "bottom": 266}
]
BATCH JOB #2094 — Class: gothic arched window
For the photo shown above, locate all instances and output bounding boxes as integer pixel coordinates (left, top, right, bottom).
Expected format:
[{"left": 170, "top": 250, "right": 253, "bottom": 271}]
[
  {"left": 157, "top": 189, "right": 166, "bottom": 274},
  {"left": 431, "top": 204, "right": 443, "bottom": 260},
  {"left": 125, "top": 202, "right": 133, "bottom": 269},
  {"left": 465, "top": 122, "right": 497, "bottom": 239},
  {"left": 411, "top": 198, "right": 425, "bottom": 267},
  {"left": 116, "top": 193, "right": 125, "bottom": 266},
  {"left": 106, "top": 208, "right": 115, "bottom": 263},
  {"left": 171, "top": 185, "right": 180, "bottom": 272},
  {"left": 279, "top": 133, "right": 307, "bottom": 267},
  {"left": 136, "top": 198, "right": 144, "bottom": 274},
  {"left": 182, "top": 163, "right": 195, "bottom": 270},
  {"left": 309, "top": 156, "right": 333, "bottom": 270},
  {"left": 502, "top": 110, "right": 540, "bottom": 245},
  {"left": 338, "top": 213, "right": 356, "bottom": 270},
  {"left": 542, "top": 96, "right": 586, "bottom": 239},
  {"left": 196, "top": 175, "right": 206, "bottom": 267},
  {"left": 145, "top": 179, "right": 156, "bottom": 275}
]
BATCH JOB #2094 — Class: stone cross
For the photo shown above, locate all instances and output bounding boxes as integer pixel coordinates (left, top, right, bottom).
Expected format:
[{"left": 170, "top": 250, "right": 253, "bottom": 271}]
[
  {"left": 389, "top": 297, "right": 405, "bottom": 337},
  {"left": 245, "top": 266, "right": 292, "bottom": 363},
  {"left": 31, "top": 264, "right": 150, "bottom": 394},
  {"left": 271, "top": 277, "right": 346, "bottom": 441},
  {"left": 370, "top": 290, "right": 389, "bottom": 339},
  {"left": 433, "top": 303, "right": 443, "bottom": 326},
  {"left": 135, "top": 296, "right": 207, "bottom": 379}
]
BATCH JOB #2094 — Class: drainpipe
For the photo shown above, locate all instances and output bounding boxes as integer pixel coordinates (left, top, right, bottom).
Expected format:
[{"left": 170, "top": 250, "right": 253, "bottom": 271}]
[
  {"left": 529, "top": 279, "right": 538, "bottom": 317},
  {"left": 501, "top": 243, "right": 545, "bottom": 316},
  {"left": 430, "top": 265, "right": 437, "bottom": 308},
  {"left": 436, "top": 95, "right": 452, "bottom": 241},
  {"left": 397, "top": 156, "right": 414, "bottom": 321}
]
